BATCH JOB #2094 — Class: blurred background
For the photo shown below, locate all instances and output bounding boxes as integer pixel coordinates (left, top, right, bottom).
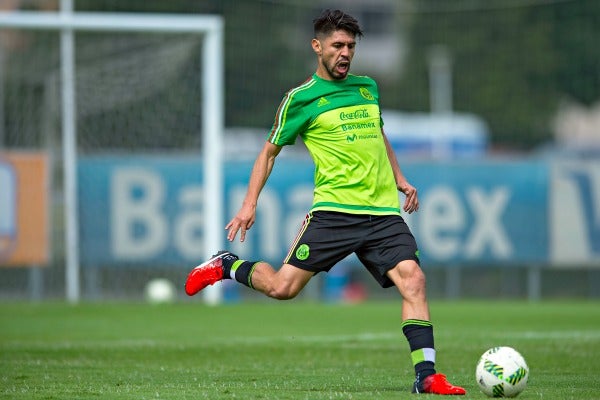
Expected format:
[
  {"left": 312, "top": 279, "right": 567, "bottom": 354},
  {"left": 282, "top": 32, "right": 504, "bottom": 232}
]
[{"left": 0, "top": 0, "right": 599, "bottom": 303}]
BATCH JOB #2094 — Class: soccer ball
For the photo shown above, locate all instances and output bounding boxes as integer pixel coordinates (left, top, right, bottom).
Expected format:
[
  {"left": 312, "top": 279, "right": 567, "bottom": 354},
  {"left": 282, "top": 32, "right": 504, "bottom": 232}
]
[
  {"left": 144, "top": 278, "right": 176, "bottom": 304},
  {"left": 476, "top": 346, "right": 529, "bottom": 397}
]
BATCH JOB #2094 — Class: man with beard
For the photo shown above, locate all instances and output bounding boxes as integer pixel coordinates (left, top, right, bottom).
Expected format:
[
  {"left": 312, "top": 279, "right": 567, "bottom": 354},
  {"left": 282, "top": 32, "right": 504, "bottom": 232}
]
[{"left": 186, "top": 9, "right": 466, "bottom": 396}]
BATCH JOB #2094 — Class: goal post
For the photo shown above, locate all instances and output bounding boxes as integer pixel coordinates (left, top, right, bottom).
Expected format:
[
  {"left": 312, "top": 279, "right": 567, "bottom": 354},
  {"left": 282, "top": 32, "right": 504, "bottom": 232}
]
[{"left": 0, "top": 10, "right": 225, "bottom": 304}]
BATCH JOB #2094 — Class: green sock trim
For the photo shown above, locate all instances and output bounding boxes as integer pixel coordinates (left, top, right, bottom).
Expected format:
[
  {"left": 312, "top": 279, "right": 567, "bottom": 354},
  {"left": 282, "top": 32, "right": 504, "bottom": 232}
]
[
  {"left": 411, "top": 349, "right": 426, "bottom": 365},
  {"left": 230, "top": 260, "right": 244, "bottom": 273},
  {"left": 247, "top": 262, "right": 259, "bottom": 289},
  {"left": 401, "top": 319, "right": 433, "bottom": 329},
  {"left": 410, "top": 348, "right": 436, "bottom": 366}
]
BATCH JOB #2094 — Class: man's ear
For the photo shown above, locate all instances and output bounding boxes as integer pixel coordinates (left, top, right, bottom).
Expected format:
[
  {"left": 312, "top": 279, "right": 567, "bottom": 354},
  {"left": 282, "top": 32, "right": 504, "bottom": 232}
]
[{"left": 311, "top": 38, "right": 322, "bottom": 55}]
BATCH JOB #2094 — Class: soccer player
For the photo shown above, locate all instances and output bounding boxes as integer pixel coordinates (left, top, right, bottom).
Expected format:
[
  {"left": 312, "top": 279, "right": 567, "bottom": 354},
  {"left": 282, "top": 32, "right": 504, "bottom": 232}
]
[{"left": 186, "top": 9, "right": 466, "bottom": 396}]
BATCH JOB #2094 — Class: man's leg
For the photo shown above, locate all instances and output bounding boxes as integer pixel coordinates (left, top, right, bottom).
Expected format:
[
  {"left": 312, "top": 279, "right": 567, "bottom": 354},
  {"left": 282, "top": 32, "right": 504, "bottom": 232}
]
[
  {"left": 244, "top": 262, "right": 314, "bottom": 299},
  {"left": 386, "top": 260, "right": 465, "bottom": 395},
  {"left": 386, "top": 259, "right": 429, "bottom": 321},
  {"left": 185, "top": 251, "right": 314, "bottom": 300},
  {"left": 387, "top": 260, "right": 436, "bottom": 383}
]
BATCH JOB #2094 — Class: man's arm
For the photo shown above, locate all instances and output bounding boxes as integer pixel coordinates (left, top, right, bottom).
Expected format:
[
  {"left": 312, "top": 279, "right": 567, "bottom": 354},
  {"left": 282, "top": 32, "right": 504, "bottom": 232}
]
[
  {"left": 382, "top": 129, "right": 419, "bottom": 214},
  {"left": 226, "top": 141, "right": 282, "bottom": 242}
]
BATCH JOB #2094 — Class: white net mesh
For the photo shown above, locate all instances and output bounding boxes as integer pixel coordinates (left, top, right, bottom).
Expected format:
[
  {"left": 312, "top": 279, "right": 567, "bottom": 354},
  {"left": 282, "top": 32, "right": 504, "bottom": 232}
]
[{"left": 0, "top": 20, "right": 209, "bottom": 301}]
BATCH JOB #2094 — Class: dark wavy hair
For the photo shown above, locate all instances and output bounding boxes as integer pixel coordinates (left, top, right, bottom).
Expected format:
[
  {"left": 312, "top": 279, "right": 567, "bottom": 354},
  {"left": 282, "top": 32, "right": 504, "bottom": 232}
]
[{"left": 313, "top": 9, "right": 363, "bottom": 39}]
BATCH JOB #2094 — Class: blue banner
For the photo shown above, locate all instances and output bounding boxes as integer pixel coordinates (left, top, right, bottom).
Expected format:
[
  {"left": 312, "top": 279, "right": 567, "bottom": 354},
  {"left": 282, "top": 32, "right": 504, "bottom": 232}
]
[
  {"left": 79, "top": 156, "right": 550, "bottom": 268},
  {"left": 401, "top": 161, "right": 548, "bottom": 264}
]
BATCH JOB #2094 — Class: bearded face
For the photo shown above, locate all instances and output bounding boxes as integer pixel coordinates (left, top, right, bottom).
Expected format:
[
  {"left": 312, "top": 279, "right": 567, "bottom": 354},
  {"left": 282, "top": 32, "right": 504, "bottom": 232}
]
[{"left": 312, "top": 29, "right": 356, "bottom": 81}]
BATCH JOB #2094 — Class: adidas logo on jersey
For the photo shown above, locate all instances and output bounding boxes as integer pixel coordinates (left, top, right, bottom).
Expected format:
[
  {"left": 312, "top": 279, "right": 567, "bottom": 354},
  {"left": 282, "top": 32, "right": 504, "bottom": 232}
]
[{"left": 317, "top": 97, "right": 330, "bottom": 107}]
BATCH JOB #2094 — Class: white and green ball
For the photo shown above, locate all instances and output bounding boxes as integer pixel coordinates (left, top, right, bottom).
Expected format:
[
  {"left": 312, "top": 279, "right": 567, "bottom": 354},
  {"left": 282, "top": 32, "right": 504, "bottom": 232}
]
[{"left": 476, "top": 346, "right": 529, "bottom": 398}]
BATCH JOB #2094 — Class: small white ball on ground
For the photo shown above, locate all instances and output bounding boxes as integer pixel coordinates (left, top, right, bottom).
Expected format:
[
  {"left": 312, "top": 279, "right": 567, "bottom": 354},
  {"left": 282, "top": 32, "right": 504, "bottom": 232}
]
[{"left": 144, "top": 278, "right": 176, "bottom": 304}]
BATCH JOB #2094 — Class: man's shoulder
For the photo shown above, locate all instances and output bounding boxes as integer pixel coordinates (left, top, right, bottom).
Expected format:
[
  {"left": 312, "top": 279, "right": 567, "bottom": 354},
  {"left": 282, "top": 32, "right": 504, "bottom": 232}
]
[
  {"left": 347, "top": 74, "right": 377, "bottom": 85},
  {"left": 285, "top": 76, "right": 318, "bottom": 95}
]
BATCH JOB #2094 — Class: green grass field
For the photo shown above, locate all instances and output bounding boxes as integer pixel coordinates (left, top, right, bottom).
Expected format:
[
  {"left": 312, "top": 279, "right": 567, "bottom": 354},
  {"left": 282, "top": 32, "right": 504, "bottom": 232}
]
[{"left": 1, "top": 301, "right": 598, "bottom": 399}]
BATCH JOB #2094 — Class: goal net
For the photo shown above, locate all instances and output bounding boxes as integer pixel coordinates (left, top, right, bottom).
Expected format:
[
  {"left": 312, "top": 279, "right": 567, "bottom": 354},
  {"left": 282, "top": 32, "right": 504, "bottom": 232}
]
[{"left": 0, "top": 11, "right": 224, "bottom": 303}]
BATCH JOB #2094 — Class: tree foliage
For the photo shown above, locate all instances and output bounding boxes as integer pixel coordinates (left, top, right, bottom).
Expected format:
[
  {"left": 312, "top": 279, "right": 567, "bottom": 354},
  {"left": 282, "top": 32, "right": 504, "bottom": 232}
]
[{"left": 391, "top": 0, "right": 600, "bottom": 149}]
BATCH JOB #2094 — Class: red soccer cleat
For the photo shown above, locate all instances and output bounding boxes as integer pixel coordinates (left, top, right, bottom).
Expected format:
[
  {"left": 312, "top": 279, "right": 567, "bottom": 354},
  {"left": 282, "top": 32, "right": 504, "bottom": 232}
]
[
  {"left": 415, "top": 373, "right": 466, "bottom": 395},
  {"left": 185, "top": 251, "right": 235, "bottom": 296}
]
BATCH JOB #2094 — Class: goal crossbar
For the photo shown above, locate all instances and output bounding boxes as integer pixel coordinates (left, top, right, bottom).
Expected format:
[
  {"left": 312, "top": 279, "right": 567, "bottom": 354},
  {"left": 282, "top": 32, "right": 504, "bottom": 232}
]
[
  {"left": 0, "top": 11, "right": 222, "bottom": 32},
  {"left": 0, "top": 11, "right": 225, "bottom": 304}
]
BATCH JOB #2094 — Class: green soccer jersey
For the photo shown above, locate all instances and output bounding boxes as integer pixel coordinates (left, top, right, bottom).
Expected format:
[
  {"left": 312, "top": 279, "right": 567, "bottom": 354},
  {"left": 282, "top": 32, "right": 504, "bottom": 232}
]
[{"left": 268, "top": 73, "right": 401, "bottom": 216}]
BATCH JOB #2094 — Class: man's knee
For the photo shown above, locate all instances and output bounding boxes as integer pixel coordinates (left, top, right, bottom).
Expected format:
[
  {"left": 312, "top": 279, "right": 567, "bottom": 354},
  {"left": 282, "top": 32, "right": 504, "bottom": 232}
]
[
  {"left": 267, "top": 285, "right": 300, "bottom": 300},
  {"left": 406, "top": 263, "right": 426, "bottom": 287},
  {"left": 264, "top": 264, "right": 313, "bottom": 300},
  {"left": 388, "top": 260, "right": 427, "bottom": 294},
  {"left": 391, "top": 259, "right": 424, "bottom": 278}
]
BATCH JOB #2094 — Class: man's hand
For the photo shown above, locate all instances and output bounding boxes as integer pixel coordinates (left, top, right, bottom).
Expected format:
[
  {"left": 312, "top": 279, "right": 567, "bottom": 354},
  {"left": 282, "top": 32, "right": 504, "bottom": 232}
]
[
  {"left": 398, "top": 182, "right": 419, "bottom": 214},
  {"left": 225, "top": 203, "right": 256, "bottom": 242}
]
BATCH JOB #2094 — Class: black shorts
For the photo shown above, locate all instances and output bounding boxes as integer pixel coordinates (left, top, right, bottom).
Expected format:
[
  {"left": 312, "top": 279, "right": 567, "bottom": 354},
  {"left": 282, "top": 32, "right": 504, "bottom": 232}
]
[{"left": 284, "top": 211, "right": 420, "bottom": 288}]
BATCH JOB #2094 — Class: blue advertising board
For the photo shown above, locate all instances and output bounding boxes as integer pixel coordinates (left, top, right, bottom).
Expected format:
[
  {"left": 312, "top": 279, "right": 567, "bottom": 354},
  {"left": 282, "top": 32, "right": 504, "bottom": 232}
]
[
  {"left": 400, "top": 161, "right": 547, "bottom": 264},
  {"left": 549, "top": 161, "right": 600, "bottom": 266},
  {"left": 79, "top": 156, "right": 550, "bottom": 268}
]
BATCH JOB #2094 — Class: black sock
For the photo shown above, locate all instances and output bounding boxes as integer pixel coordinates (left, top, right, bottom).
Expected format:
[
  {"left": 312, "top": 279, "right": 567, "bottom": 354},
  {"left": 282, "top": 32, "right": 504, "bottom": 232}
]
[
  {"left": 402, "top": 319, "right": 436, "bottom": 382},
  {"left": 229, "top": 260, "right": 259, "bottom": 288},
  {"left": 219, "top": 253, "right": 240, "bottom": 279}
]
